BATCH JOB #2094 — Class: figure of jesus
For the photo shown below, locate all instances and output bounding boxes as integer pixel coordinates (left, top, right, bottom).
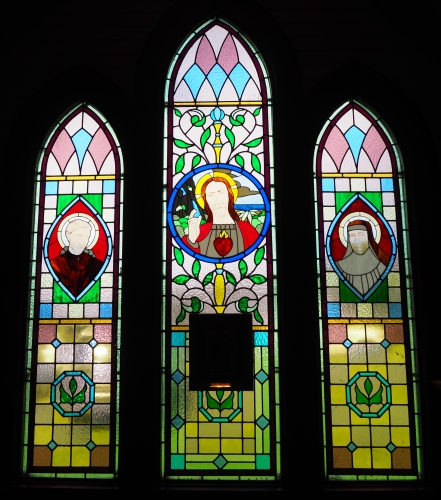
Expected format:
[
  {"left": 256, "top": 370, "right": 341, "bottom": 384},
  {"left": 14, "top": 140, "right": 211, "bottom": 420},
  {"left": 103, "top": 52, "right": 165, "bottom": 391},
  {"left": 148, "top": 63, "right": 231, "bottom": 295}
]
[{"left": 182, "top": 177, "right": 258, "bottom": 258}]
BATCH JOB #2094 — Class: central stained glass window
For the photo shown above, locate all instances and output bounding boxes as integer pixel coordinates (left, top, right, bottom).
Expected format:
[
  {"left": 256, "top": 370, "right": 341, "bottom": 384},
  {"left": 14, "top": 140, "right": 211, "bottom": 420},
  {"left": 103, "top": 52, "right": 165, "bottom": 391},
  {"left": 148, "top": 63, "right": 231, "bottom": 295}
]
[{"left": 161, "top": 19, "right": 281, "bottom": 479}]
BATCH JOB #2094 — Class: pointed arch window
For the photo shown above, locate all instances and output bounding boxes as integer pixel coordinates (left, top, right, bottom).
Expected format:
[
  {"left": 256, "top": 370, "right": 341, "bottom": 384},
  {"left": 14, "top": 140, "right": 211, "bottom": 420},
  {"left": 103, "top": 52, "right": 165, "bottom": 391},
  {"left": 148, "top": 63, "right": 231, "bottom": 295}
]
[
  {"left": 161, "top": 20, "right": 280, "bottom": 479},
  {"left": 23, "top": 103, "right": 123, "bottom": 477},
  {"left": 315, "top": 101, "right": 421, "bottom": 479}
]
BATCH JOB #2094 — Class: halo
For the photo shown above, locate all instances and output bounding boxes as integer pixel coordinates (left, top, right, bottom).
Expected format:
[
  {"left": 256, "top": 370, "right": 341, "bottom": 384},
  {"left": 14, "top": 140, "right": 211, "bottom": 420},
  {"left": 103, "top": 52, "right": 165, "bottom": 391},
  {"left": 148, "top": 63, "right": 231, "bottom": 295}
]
[
  {"left": 57, "top": 212, "right": 99, "bottom": 249},
  {"left": 193, "top": 170, "right": 238, "bottom": 209},
  {"left": 338, "top": 211, "right": 380, "bottom": 247}
]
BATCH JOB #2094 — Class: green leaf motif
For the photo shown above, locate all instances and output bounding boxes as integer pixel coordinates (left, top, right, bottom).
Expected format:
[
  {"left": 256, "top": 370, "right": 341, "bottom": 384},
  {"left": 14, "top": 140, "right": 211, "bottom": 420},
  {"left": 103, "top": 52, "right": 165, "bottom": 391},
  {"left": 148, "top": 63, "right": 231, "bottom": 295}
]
[
  {"left": 73, "top": 385, "right": 87, "bottom": 404},
  {"left": 249, "top": 274, "right": 266, "bottom": 284},
  {"left": 229, "top": 115, "right": 245, "bottom": 126},
  {"left": 238, "top": 297, "right": 249, "bottom": 313},
  {"left": 254, "top": 247, "right": 265, "bottom": 265},
  {"left": 175, "top": 154, "right": 185, "bottom": 174},
  {"left": 192, "top": 155, "right": 202, "bottom": 168},
  {"left": 355, "top": 385, "right": 370, "bottom": 405},
  {"left": 364, "top": 378, "right": 373, "bottom": 396},
  {"left": 174, "top": 247, "right": 184, "bottom": 266},
  {"left": 244, "top": 137, "right": 262, "bottom": 148},
  {"left": 176, "top": 308, "right": 186, "bottom": 324},
  {"left": 201, "top": 128, "right": 211, "bottom": 148},
  {"left": 251, "top": 153, "right": 261, "bottom": 173},
  {"left": 191, "top": 296, "right": 202, "bottom": 313},
  {"left": 253, "top": 107, "right": 261, "bottom": 116},
  {"left": 221, "top": 392, "right": 234, "bottom": 411},
  {"left": 226, "top": 271, "right": 237, "bottom": 286},
  {"left": 192, "top": 260, "right": 201, "bottom": 279},
  {"left": 239, "top": 259, "right": 248, "bottom": 279},
  {"left": 191, "top": 115, "right": 206, "bottom": 127},
  {"left": 369, "top": 385, "right": 383, "bottom": 405},
  {"left": 253, "top": 309, "right": 263, "bottom": 324},
  {"left": 174, "top": 109, "right": 182, "bottom": 117},
  {"left": 206, "top": 391, "right": 221, "bottom": 411},
  {"left": 173, "top": 275, "right": 191, "bottom": 285},
  {"left": 225, "top": 127, "right": 235, "bottom": 149},
  {"left": 216, "top": 390, "right": 224, "bottom": 401},
  {"left": 203, "top": 272, "right": 214, "bottom": 286},
  {"left": 174, "top": 139, "right": 193, "bottom": 149},
  {"left": 60, "top": 385, "right": 73, "bottom": 404},
  {"left": 235, "top": 154, "right": 244, "bottom": 168},
  {"left": 69, "top": 378, "right": 77, "bottom": 396}
]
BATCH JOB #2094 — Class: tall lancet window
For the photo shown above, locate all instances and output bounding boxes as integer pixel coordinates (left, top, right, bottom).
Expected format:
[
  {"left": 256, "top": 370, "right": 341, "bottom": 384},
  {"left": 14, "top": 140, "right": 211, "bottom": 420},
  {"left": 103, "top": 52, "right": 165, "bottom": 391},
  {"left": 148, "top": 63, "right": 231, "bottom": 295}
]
[
  {"left": 23, "top": 103, "right": 123, "bottom": 478},
  {"left": 315, "top": 101, "right": 421, "bottom": 479},
  {"left": 162, "top": 20, "right": 280, "bottom": 479}
]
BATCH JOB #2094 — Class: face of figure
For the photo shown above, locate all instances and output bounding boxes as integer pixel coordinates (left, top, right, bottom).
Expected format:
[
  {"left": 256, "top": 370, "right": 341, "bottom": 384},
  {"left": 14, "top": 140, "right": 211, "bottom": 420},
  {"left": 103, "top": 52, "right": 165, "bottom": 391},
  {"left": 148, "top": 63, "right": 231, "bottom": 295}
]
[
  {"left": 205, "top": 181, "right": 229, "bottom": 218},
  {"left": 66, "top": 223, "right": 92, "bottom": 255},
  {"left": 348, "top": 229, "right": 369, "bottom": 255}
]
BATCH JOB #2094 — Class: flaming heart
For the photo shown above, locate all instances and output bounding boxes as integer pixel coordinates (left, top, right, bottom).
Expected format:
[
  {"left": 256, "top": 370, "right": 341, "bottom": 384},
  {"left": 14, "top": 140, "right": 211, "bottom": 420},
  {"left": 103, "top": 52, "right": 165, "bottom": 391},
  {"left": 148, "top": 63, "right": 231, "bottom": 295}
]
[{"left": 213, "top": 230, "right": 233, "bottom": 257}]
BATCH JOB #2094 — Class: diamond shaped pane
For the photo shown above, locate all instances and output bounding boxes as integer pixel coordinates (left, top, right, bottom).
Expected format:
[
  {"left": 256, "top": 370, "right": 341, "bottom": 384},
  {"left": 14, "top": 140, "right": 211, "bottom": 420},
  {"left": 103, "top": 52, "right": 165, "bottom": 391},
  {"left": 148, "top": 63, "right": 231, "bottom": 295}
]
[
  {"left": 172, "top": 415, "right": 185, "bottom": 429},
  {"left": 256, "top": 415, "right": 269, "bottom": 430},
  {"left": 343, "top": 339, "right": 352, "bottom": 348},
  {"left": 381, "top": 339, "right": 391, "bottom": 349},
  {"left": 183, "top": 64, "right": 206, "bottom": 99},
  {"left": 48, "top": 440, "right": 57, "bottom": 451},
  {"left": 255, "top": 369, "right": 268, "bottom": 384},
  {"left": 229, "top": 63, "right": 251, "bottom": 99},
  {"left": 344, "top": 126, "right": 365, "bottom": 163},
  {"left": 207, "top": 64, "right": 228, "bottom": 98},
  {"left": 347, "top": 442, "right": 357, "bottom": 452},
  {"left": 213, "top": 455, "right": 228, "bottom": 469},
  {"left": 72, "top": 129, "right": 93, "bottom": 167},
  {"left": 172, "top": 370, "right": 185, "bottom": 384},
  {"left": 52, "top": 339, "right": 61, "bottom": 348},
  {"left": 89, "top": 339, "right": 98, "bottom": 348},
  {"left": 387, "top": 443, "right": 396, "bottom": 452},
  {"left": 86, "top": 441, "right": 96, "bottom": 451}
]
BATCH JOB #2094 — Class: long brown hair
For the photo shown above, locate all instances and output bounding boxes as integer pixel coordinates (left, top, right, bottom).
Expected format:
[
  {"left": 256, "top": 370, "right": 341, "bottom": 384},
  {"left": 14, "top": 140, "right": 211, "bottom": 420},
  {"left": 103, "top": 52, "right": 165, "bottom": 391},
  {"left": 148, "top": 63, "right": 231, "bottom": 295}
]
[
  {"left": 347, "top": 219, "right": 389, "bottom": 266},
  {"left": 200, "top": 177, "right": 239, "bottom": 223}
]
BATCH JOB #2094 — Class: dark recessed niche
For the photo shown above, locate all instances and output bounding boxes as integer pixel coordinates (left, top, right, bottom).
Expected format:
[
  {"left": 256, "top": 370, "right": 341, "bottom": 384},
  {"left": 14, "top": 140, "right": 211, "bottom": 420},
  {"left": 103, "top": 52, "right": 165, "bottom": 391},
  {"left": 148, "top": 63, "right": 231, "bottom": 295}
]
[{"left": 189, "top": 313, "right": 253, "bottom": 391}]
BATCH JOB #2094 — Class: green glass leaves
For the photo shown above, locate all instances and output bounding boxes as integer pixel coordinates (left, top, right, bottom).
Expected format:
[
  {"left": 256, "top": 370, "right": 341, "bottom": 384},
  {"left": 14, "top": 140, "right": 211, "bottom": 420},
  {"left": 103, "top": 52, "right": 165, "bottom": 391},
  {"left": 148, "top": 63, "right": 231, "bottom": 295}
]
[
  {"left": 191, "top": 114, "right": 206, "bottom": 127},
  {"left": 173, "top": 275, "right": 191, "bottom": 285},
  {"left": 225, "top": 127, "right": 235, "bottom": 149},
  {"left": 235, "top": 154, "right": 244, "bottom": 168},
  {"left": 253, "top": 309, "right": 263, "bottom": 324},
  {"left": 174, "top": 247, "right": 184, "bottom": 266},
  {"left": 174, "top": 139, "right": 193, "bottom": 149},
  {"left": 249, "top": 274, "right": 266, "bottom": 284},
  {"left": 206, "top": 391, "right": 234, "bottom": 411},
  {"left": 225, "top": 271, "right": 237, "bottom": 286},
  {"left": 251, "top": 154, "right": 261, "bottom": 173},
  {"left": 174, "top": 108, "right": 182, "bottom": 117},
  {"left": 244, "top": 137, "right": 262, "bottom": 148},
  {"left": 239, "top": 259, "right": 248, "bottom": 279},
  {"left": 355, "top": 378, "right": 384, "bottom": 406},
  {"left": 230, "top": 114, "right": 245, "bottom": 126},
  {"left": 60, "top": 378, "right": 87, "bottom": 405},
  {"left": 192, "top": 155, "right": 202, "bottom": 168},
  {"left": 254, "top": 247, "right": 265, "bottom": 265},
  {"left": 201, "top": 128, "right": 211, "bottom": 149},
  {"left": 175, "top": 155, "right": 185, "bottom": 174},
  {"left": 253, "top": 107, "right": 261, "bottom": 117},
  {"left": 192, "top": 260, "right": 201, "bottom": 279},
  {"left": 203, "top": 272, "right": 214, "bottom": 286}
]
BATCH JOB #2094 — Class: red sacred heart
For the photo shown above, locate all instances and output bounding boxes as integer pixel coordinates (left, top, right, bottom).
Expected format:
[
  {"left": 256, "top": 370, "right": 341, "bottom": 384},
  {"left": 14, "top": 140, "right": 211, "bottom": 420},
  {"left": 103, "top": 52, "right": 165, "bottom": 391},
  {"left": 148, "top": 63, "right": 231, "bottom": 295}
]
[{"left": 213, "top": 230, "right": 233, "bottom": 257}]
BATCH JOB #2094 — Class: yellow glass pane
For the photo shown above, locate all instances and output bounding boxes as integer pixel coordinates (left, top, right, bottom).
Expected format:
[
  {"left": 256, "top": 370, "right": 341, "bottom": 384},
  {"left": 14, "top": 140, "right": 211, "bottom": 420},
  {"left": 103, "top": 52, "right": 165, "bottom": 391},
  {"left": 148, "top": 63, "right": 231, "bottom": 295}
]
[
  {"left": 75, "top": 324, "right": 93, "bottom": 343},
  {"left": 373, "top": 447, "right": 391, "bottom": 468},
  {"left": 349, "top": 364, "right": 368, "bottom": 378},
  {"left": 388, "top": 288, "right": 401, "bottom": 302},
  {"left": 367, "top": 344, "right": 386, "bottom": 363},
  {"left": 387, "top": 272, "right": 400, "bottom": 287},
  {"left": 387, "top": 344, "right": 405, "bottom": 363},
  {"left": 34, "top": 425, "right": 52, "bottom": 444},
  {"left": 388, "top": 365, "right": 407, "bottom": 384},
  {"left": 357, "top": 303, "right": 372, "bottom": 318},
  {"left": 72, "top": 425, "right": 91, "bottom": 445},
  {"left": 366, "top": 324, "right": 384, "bottom": 343},
  {"left": 371, "top": 426, "right": 390, "bottom": 446},
  {"left": 57, "top": 324, "right": 74, "bottom": 343},
  {"left": 186, "top": 438, "right": 198, "bottom": 453},
  {"left": 95, "top": 384, "right": 111, "bottom": 403},
  {"left": 74, "top": 364, "right": 93, "bottom": 377},
  {"left": 54, "top": 411, "right": 71, "bottom": 424},
  {"left": 243, "top": 423, "right": 255, "bottom": 438},
  {"left": 73, "top": 412, "right": 91, "bottom": 424},
  {"left": 350, "top": 412, "right": 370, "bottom": 425},
  {"left": 199, "top": 423, "right": 220, "bottom": 438},
  {"left": 392, "top": 385, "right": 408, "bottom": 404},
  {"left": 330, "top": 385, "right": 346, "bottom": 404},
  {"left": 92, "top": 425, "right": 110, "bottom": 445},
  {"left": 326, "top": 272, "right": 339, "bottom": 287},
  {"left": 72, "top": 446, "right": 90, "bottom": 467},
  {"left": 199, "top": 439, "right": 220, "bottom": 453},
  {"left": 35, "top": 405, "right": 53, "bottom": 424},
  {"left": 331, "top": 405, "right": 350, "bottom": 425},
  {"left": 371, "top": 411, "right": 390, "bottom": 426},
  {"left": 348, "top": 344, "right": 367, "bottom": 363},
  {"left": 221, "top": 438, "right": 242, "bottom": 453},
  {"left": 347, "top": 324, "right": 365, "bottom": 343},
  {"left": 52, "top": 446, "right": 71, "bottom": 466},
  {"left": 352, "top": 426, "right": 371, "bottom": 446},
  {"left": 368, "top": 364, "right": 387, "bottom": 378},
  {"left": 390, "top": 405, "right": 409, "bottom": 425},
  {"left": 353, "top": 447, "right": 371, "bottom": 468},
  {"left": 243, "top": 439, "right": 255, "bottom": 454},
  {"left": 330, "top": 365, "right": 348, "bottom": 384},
  {"left": 53, "top": 425, "right": 71, "bottom": 445},
  {"left": 186, "top": 423, "right": 198, "bottom": 437},
  {"left": 36, "top": 384, "right": 51, "bottom": 403},
  {"left": 56, "top": 364, "right": 73, "bottom": 377},
  {"left": 373, "top": 303, "right": 388, "bottom": 318},
  {"left": 242, "top": 391, "right": 255, "bottom": 421},
  {"left": 94, "top": 344, "right": 112, "bottom": 363},
  {"left": 391, "top": 426, "right": 410, "bottom": 446},
  {"left": 332, "top": 426, "right": 350, "bottom": 446},
  {"left": 221, "top": 423, "right": 242, "bottom": 438},
  {"left": 38, "top": 345, "right": 55, "bottom": 363},
  {"left": 329, "top": 344, "right": 348, "bottom": 364}
]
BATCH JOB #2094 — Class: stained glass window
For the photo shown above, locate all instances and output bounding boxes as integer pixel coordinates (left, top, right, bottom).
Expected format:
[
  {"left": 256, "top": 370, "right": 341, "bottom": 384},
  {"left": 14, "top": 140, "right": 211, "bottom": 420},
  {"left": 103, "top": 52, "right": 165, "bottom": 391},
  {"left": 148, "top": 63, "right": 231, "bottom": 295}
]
[
  {"left": 161, "top": 20, "right": 280, "bottom": 479},
  {"left": 315, "top": 101, "right": 421, "bottom": 479},
  {"left": 23, "top": 103, "right": 123, "bottom": 478}
]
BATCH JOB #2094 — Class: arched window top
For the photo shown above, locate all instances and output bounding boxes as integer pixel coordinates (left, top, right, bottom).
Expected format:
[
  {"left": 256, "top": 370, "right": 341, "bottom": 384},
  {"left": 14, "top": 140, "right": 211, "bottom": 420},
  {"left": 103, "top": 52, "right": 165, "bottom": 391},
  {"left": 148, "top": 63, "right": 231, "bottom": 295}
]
[{"left": 167, "top": 19, "right": 270, "bottom": 106}]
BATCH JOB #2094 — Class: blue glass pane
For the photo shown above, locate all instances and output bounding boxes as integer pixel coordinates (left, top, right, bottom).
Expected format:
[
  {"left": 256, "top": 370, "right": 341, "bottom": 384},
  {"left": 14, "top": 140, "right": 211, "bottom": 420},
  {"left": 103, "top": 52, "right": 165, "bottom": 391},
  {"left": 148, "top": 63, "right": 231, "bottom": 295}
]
[
  {"left": 45, "top": 182, "right": 58, "bottom": 195},
  {"left": 183, "top": 64, "right": 206, "bottom": 99},
  {"left": 327, "top": 303, "right": 340, "bottom": 317},
  {"left": 100, "top": 303, "right": 112, "bottom": 318},
  {"left": 40, "top": 304, "right": 53, "bottom": 318},
  {"left": 322, "top": 178, "right": 335, "bottom": 192},
  {"left": 206, "top": 64, "right": 228, "bottom": 98},
  {"left": 103, "top": 180, "right": 115, "bottom": 194},
  {"left": 381, "top": 178, "right": 394, "bottom": 192},
  {"left": 389, "top": 303, "right": 402, "bottom": 318},
  {"left": 229, "top": 63, "right": 251, "bottom": 99},
  {"left": 171, "top": 331, "right": 186, "bottom": 346},
  {"left": 254, "top": 331, "right": 268, "bottom": 346},
  {"left": 344, "top": 126, "right": 365, "bottom": 163},
  {"left": 72, "top": 129, "right": 92, "bottom": 167}
]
